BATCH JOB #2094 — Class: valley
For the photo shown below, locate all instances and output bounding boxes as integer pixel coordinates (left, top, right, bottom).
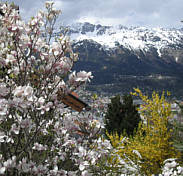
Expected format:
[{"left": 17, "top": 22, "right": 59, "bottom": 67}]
[{"left": 60, "top": 22, "right": 183, "bottom": 97}]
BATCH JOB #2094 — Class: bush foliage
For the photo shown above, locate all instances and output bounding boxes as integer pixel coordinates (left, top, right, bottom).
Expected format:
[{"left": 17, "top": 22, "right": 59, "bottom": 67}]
[{"left": 107, "top": 88, "right": 181, "bottom": 175}]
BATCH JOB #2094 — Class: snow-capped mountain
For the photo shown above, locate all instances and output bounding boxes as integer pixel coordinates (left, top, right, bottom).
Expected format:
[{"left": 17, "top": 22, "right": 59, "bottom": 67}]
[
  {"left": 63, "top": 22, "right": 183, "bottom": 97},
  {"left": 67, "top": 22, "right": 183, "bottom": 62}
]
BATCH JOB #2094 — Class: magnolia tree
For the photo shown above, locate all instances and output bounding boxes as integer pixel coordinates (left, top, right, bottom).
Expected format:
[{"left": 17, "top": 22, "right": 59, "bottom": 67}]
[{"left": 0, "top": 1, "right": 116, "bottom": 175}]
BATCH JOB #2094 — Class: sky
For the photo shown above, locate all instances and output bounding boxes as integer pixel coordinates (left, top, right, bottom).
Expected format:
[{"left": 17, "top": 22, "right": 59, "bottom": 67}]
[{"left": 5, "top": 0, "right": 183, "bottom": 28}]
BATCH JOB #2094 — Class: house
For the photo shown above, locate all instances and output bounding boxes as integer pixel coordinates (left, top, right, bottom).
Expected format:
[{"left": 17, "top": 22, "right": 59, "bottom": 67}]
[{"left": 60, "top": 92, "right": 91, "bottom": 112}]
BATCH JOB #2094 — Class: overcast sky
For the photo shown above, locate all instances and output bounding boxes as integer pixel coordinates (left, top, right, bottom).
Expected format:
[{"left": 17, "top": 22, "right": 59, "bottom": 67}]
[{"left": 6, "top": 0, "right": 183, "bottom": 28}]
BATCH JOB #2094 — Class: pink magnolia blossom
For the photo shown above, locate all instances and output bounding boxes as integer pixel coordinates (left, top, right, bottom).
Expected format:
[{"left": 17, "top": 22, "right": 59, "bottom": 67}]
[
  {"left": 76, "top": 71, "right": 93, "bottom": 82},
  {"left": 0, "top": 83, "right": 9, "bottom": 97},
  {"left": 33, "top": 143, "right": 47, "bottom": 151},
  {"left": 0, "top": 99, "right": 8, "bottom": 116},
  {"left": 45, "top": 1, "right": 54, "bottom": 9},
  {"left": 3, "top": 156, "right": 16, "bottom": 169},
  {"left": 10, "top": 123, "right": 20, "bottom": 134}
]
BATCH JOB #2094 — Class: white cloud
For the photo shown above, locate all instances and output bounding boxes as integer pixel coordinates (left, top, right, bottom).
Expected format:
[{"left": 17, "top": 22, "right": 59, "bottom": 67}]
[
  {"left": 54, "top": 0, "right": 63, "bottom": 9},
  {"left": 6, "top": 0, "right": 183, "bottom": 28}
]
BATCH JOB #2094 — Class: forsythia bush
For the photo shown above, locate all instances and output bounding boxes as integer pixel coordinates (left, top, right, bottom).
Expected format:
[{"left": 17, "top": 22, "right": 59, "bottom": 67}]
[{"left": 107, "top": 88, "right": 181, "bottom": 175}]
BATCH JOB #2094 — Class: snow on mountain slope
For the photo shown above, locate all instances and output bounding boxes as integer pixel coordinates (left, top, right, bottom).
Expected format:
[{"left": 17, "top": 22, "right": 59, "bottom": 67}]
[
  {"left": 68, "top": 22, "right": 183, "bottom": 56},
  {"left": 65, "top": 23, "right": 183, "bottom": 96}
]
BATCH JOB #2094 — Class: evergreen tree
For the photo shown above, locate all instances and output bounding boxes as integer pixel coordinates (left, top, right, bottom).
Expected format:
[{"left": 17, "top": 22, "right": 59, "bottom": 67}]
[{"left": 104, "top": 94, "right": 141, "bottom": 136}]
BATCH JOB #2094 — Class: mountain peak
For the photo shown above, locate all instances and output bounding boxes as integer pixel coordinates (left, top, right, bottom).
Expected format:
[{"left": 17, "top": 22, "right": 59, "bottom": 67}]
[{"left": 67, "top": 22, "right": 183, "bottom": 55}]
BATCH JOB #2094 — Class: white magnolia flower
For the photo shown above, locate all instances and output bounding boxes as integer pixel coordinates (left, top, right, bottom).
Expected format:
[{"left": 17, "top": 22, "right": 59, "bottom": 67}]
[
  {"left": 78, "top": 146, "right": 87, "bottom": 157},
  {"left": 165, "top": 160, "right": 177, "bottom": 169},
  {"left": 6, "top": 54, "right": 16, "bottom": 64},
  {"left": 3, "top": 156, "right": 16, "bottom": 168},
  {"left": 61, "top": 59, "right": 72, "bottom": 73},
  {"left": 81, "top": 170, "right": 92, "bottom": 176},
  {"left": 13, "top": 66, "right": 20, "bottom": 75},
  {"left": 79, "top": 161, "right": 89, "bottom": 172},
  {"left": 0, "top": 164, "right": 5, "bottom": 174},
  {"left": 33, "top": 164, "right": 48, "bottom": 174},
  {"left": 35, "top": 38, "right": 45, "bottom": 49},
  {"left": 76, "top": 71, "right": 93, "bottom": 82},
  {"left": 0, "top": 131, "right": 5, "bottom": 143},
  {"left": 13, "top": 86, "right": 34, "bottom": 102},
  {"left": 0, "top": 83, "right": 9, "bottom": 97},
  {"left": 177, "top": 166, "right": 183, "bottom": 174},
  {"left": 54, "top": 75, "right": 60, "bottom": 84},
  {"left": 37, "top": 11, "right": 44, "bottom": 19},
  {"left": 30, "top": 18, "right": 38, "bottom": 26},
  {"left": 17, "top": 158, "right": 31, "bottom": 173},
  {"left": 13, "top": 86, "right": 24, "bottom": 97},
  {"left": 10, "top": 123, "right": 20, "bottom": 134},
  {"left": 54, "top": 50, "right": 59, "bottom": 56},
  {"left": 20, "top": 34, "right": 31, "bottom": 46},
  {"left": 49, "top": 165, "right": 58, "bottom": 175},
  {"left": 68, "top": 171, "right": 77, "bottom": 176},
  {"left": 51, "top": 42, "right": 60, "bottom": 52},
  {"left": 161, "top": 159, "right": 183, "bottom": 176},
  {"left": 20, "top": 119, "right": 32, "bottom": 129},
  {"left": 32, "top": 143, "right": 47, "bottom": 151},
  {"left": 24, "top": 86, "right": 33, "bottom": 97},
  {"left": 38, "top": 97, "right": 45, "bottom": 105},
  {"left": 1, "top": 4, "right": 8, "bottom": 14},
  {"left": 0, "top": 99, "right": 8, "bottom": 116},
  {"left": 45, "top": 1, "right": 54, "bottom": 9}
]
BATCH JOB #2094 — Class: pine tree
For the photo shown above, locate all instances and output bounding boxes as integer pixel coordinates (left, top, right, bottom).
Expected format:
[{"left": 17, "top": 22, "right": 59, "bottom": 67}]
[{"left": 104, "top": 94, "right": 141, "bottom": 136}]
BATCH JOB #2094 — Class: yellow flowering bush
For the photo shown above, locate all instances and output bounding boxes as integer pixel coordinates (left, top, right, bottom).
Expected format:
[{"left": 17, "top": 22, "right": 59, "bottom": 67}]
[{"left": 107, "top": 88, "right": 180, "bottom": 175}]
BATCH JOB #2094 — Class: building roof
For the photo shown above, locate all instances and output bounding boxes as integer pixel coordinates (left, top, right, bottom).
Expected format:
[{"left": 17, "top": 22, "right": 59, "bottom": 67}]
[{"left": 60, "top": 92, "right": 91, "bottom": 112}]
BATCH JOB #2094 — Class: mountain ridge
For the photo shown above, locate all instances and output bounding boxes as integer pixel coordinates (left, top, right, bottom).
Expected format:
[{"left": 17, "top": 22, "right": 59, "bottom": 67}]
[
  {"left": 64, "top": 22, "right": 183, "bottom": 97},
  {"left": 68, "top": 22, "right": 183, "bottom": 59}
]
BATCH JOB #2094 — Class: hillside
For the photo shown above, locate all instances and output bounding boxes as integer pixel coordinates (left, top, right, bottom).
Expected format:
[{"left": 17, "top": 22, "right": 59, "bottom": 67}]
[{"left": 64, "top": 22, "right": 183, "bottom": 97}]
